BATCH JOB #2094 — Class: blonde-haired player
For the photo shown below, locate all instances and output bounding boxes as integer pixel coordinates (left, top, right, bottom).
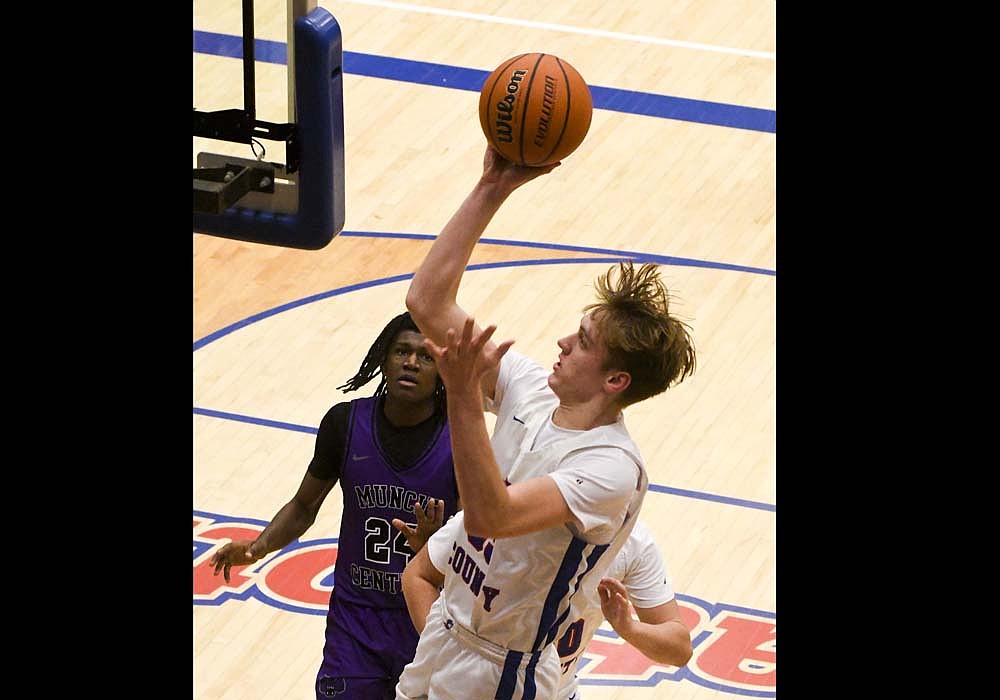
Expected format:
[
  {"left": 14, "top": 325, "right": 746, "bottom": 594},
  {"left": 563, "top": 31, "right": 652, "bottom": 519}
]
[{"left": 395, "top": 145, "right": 696, "bottom": 700}]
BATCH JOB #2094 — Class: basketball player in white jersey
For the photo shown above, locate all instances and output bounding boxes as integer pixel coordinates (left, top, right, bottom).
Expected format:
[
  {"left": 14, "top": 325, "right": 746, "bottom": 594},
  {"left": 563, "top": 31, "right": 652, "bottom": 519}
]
[
  {"left": 402, "top": 514, "right": 692, "bottom": 700},
  {"left": 551, "top": 517, "right": 692, "bottom": 699},
  {"left": 395, "top": 145, "right": 696, "bottom": 700}
]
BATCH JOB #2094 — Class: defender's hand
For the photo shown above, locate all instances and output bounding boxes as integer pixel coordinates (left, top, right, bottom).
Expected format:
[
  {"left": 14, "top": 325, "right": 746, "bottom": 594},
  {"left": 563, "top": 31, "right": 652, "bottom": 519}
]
[
  {"left": 392, "top": 498, "right": 446, "bottom": 554},
  {"left": 209, "top": 539, "right": 264, "bottom": 583}
]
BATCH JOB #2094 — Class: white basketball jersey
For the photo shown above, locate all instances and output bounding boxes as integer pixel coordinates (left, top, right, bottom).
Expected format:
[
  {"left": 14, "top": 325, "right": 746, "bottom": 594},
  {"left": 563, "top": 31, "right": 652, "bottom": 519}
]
[
  {"left": 555, "top": 519, "right": 675, "bottom": 698},
  {"left": 431, "top": 350, "right": 648, "bottom": 653}
]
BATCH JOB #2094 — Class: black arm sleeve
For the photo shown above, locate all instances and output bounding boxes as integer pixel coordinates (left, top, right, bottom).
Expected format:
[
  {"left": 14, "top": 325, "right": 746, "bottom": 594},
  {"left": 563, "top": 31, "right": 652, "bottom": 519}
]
[{"left": 307, "top": 402, "right": 352, "bottom": 481}]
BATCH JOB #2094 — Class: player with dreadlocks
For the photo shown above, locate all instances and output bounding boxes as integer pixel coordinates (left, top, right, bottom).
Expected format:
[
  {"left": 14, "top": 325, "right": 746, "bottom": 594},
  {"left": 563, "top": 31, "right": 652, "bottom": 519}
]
[{"left": 210, "top": 311, "right": 460, "bottom": 700}]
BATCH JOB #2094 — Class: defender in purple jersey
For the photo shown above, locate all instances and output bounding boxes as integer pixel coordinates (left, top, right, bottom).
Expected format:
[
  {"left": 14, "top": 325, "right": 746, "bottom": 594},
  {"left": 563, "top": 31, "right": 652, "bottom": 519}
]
[{"left": 210, "top": 312, "right": 460, "bottom": 700}]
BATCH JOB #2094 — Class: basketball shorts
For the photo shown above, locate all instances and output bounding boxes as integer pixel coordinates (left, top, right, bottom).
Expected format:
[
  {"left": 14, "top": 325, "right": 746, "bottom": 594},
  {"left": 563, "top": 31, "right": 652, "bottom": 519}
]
[
  {"left": 317, "top": 593, "right": 420, "bottom": 700},
  {"left": 395, "top": 598, "right": 560, "bottom": 700}
]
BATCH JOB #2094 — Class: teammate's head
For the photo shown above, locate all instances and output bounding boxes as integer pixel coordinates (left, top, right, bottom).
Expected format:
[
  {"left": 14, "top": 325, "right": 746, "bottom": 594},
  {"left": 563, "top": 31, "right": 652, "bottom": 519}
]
[
  {"left": 580, "top": 261, "right": 695, "bottom": 407},
  {"left": 338, "top": 312, "right": 446, "bottom": 409}
]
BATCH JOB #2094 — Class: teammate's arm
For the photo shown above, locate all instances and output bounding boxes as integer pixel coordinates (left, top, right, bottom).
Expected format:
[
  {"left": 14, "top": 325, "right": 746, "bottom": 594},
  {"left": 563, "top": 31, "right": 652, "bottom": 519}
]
[
  {"left": 598, "top": 577, "right": 692, "bottom": 667},
  {"left": 401, "top": 545, "right": 445, "bottom": 633},
  {"left": 405, "top": 146, "right": 558, "bottom": 401}
]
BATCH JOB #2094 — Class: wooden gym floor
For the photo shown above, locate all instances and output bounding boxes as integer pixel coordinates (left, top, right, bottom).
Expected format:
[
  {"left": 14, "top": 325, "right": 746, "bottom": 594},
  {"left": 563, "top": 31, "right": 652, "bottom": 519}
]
[{"left": 194, "top": 1, "right": 775, "bottom": 698}]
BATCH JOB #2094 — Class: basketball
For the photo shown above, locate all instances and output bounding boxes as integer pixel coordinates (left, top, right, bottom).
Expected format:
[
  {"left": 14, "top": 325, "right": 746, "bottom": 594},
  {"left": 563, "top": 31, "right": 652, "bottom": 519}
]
[{"left": 478, "top": 53, "right": 593, "bottom": 167}]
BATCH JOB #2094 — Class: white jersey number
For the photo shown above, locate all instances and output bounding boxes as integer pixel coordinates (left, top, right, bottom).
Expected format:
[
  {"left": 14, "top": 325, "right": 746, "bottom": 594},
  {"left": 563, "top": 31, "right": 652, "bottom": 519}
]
[{"left": 364, "top": 516, "right": 415, "bottom": 564}]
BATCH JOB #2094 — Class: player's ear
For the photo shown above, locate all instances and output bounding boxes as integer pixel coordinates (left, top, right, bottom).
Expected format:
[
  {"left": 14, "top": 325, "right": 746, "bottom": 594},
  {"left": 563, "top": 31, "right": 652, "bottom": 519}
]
[{"left": 605, "top": 371, "right": 631, "bottom": 396}]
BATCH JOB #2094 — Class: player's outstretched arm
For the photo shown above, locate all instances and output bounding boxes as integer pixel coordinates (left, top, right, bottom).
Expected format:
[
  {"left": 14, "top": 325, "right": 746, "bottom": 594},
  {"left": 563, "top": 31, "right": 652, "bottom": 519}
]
[
  {"left": 209, "top": 470, "right": 335, "bottom": 583},
  {"left": 598, "top": 577, "right": 693, "bottom": 667},
  {"left": 406, "top": 145, "right": 559, "bottom": 401}
]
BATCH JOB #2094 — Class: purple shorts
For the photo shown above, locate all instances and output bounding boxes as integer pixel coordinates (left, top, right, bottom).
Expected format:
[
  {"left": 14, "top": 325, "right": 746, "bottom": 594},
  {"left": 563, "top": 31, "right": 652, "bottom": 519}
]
[{"left": 315, "top": 592, "right": 420, "bottom": 700}]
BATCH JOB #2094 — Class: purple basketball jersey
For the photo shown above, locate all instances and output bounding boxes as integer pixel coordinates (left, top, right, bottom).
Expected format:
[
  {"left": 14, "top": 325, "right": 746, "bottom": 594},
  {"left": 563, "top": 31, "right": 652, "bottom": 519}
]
[{"left": 334, "top": 396, "right": 458, "bottom": 610}]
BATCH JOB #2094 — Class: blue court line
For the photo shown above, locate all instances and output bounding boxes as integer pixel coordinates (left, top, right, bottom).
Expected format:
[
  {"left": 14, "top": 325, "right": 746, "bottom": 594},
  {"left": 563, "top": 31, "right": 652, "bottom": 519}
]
[
  {"left": 193, "top": 271, "right": 415, "bottom": 351},
  {"left": 193, "top": 407, "right": 318, "bottom": 435},
  {"left": 342, "top": 231, "right": 776, "bottom": 276},
  {"left": 648, "top": 483, "right": 775, "bottom": 513},
  {"left": 193, "top": 407, "right": 775, "bottom": 513},
  {"left": 193, "top": 247, "right": 773, "bottom": 353},
  {"left": 193, "top": 30, "right": 776, "bottom": 133}
]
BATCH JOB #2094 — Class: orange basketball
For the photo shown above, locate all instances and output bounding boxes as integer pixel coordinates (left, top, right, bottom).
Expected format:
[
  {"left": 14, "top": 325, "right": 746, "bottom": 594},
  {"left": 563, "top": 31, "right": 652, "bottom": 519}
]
[{"left": 478, "top": 53, "right": 593, "bottom": 167}]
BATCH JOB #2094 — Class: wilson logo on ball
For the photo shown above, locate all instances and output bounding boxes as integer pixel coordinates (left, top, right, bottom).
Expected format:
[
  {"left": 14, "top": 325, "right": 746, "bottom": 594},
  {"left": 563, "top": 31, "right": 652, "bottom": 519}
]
[{"left": 493, "top": 69, "right": 527, "bottom": 144}]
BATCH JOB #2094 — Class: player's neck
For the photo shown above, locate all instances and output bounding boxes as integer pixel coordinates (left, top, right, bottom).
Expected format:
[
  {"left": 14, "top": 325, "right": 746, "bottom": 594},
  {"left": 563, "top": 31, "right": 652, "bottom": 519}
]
[
  {"left": 381, "top": 395, "right": 438, "bottom": 428},
  {"left": 552, "top": 401, "right": 620, "bottom": 431}
]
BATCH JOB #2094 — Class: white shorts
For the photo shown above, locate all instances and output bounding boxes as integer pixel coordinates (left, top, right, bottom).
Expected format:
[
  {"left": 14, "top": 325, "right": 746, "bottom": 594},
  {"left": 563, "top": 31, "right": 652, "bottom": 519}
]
[
  {"left": 555, "top": 676, "right": 580, "bottom": 700},
  {"left": 396, "top": 598, "right": 561, "bottom": 700}
]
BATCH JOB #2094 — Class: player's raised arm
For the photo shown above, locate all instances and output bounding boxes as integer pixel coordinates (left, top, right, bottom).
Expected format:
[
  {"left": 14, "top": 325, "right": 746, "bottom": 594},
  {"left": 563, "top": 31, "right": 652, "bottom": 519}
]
[{"left": 405, "top": 145, "right": 558, "bottom": 400}]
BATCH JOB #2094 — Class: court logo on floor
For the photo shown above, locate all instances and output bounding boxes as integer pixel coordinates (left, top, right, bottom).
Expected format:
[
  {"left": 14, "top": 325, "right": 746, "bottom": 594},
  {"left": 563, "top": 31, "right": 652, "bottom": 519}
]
[{"left": 194, "top": 510, "right": 775, "bottom": 696}]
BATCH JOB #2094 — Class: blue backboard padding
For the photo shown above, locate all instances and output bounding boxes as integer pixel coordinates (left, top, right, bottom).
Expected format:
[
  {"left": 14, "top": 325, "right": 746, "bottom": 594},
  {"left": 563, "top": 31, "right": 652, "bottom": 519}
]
[{"left": 192, "top": 7, "right": 346, "bottom": 250}]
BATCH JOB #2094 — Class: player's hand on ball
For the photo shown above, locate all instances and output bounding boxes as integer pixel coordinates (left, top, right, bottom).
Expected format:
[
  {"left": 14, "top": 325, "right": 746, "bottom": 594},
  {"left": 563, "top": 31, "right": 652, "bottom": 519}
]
[{"left": 481, "top": 145, "right": 560, "bottom": 191}]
